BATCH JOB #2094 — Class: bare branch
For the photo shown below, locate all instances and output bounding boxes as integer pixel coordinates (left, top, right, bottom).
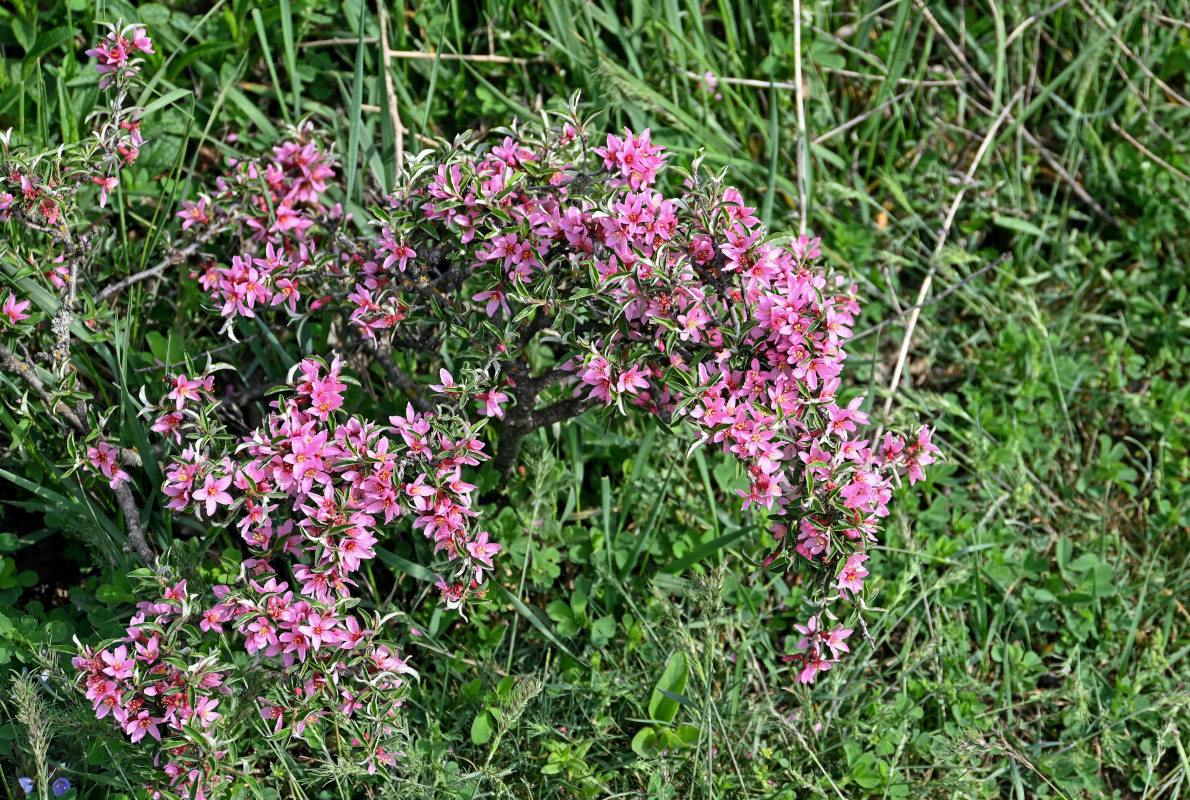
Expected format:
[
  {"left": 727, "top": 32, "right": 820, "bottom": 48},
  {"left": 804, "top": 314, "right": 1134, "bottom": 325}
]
[{"left": 0, "top": 344, "right": 155, "bottom": 566}]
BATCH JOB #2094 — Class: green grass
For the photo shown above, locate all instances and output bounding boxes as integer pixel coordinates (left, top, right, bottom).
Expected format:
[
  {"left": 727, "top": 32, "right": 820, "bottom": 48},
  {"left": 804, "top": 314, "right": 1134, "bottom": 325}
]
[{"left": 1, "top": 0, "right": 1188, "bottom": 798}]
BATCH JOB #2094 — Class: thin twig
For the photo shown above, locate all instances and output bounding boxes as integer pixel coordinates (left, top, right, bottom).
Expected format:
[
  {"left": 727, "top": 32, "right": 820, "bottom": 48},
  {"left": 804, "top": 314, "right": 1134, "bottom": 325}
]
[
  {"left": 378, "top": 5, "right": 406, "bottom": 177},
  {"left": 94, "top": 238, "right": 208, "bottom": 303},
  {"left": 1020, "top": 127, "right": 1120, "bottom": 227},
  {"left": 0, "top": 344, "right": 155, "bottom": 565},
  {"left": 1005, "top": 0, "right": 1074, "bottom": 46},
  {"left": 683, "top": 69, "right": 958, "bottom": 91},
  {"left": 1079, "top": 0, "right": 1190, "bottom": 110},
  {"left": 880, "top": 89, "right": 1024, "bottom": 420},
  {"left": 361, "top": 337, "right": 432, "bottom": 415},
  {"left": 300, "top": 36, "right": 549, "bottom": 65},
  {"left": 1108, "top": 119, "right": 1190, "bottom": 183},
  {"left": 959, "top": 93, "right": 1120, "bottom": 227},
  {"left": 792, "top": 0, "right": 809, "bottom": 236},
  {"left": 386, "top": 50, "right": 548, "bottom": 65},
  {"left": 811, "top": 90, "right": 912, "bottom": 145},
  {"left": 852, "top": 254, "right": 1009, "bottom": 342},
  {"left": 819, "top": 67, "right": 961, "bottom": 87},
  {"left": 298, "top": 36, "right": 379, "bottom": 48}
]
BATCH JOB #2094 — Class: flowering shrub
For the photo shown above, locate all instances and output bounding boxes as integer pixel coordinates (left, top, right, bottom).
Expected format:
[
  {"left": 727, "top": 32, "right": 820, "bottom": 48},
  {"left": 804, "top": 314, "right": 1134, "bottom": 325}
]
[
  {"left": 173, "top": 105, "right": 938, "bottom": 675},
  {"left": 0, "top": 18, "right": 936, "bottom": 796}
]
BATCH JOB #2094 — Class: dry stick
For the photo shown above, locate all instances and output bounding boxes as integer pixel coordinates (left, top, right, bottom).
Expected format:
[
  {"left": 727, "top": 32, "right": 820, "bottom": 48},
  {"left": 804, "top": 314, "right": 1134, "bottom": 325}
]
[
  {"left": 377, "top": 5, "right": 406, "bottom": 176},
  {"left": 880, "top": 89, "right": 1024, "bottom": 421},
  {"left": 812, "top": 90, "right": 913, "bottom": 145},
  {"left": 852, "top": 254, "right": 1010, "bottom": 342},
  {"left": 682, "top": 69, "right": 957, "bottom": 90},
  {"left": 958, "top": 89, "right": 1121, "bottom": 227},
  {"left": 1108, "top": 119, "right": 1190, "bottom": 183},
  {"left": 94, "top": 238, "right": 208, "bottom": 303},
  {"left": 907, "top": 6, "right": 1119, "bottom": 250},
  {"left": 792, "top": 0, "right": 809, "bottom": 236},
  {"left": 819, "top": 67, "right": 960, "bottom": 87},
  {"left": 361, "top": 337, "right": 432, "bottom": 415},
  {"left": 298, "top": 36, "right": 379, "bottom": 48},
  {"left": 385, "top": 50, "right": 548, "bottom": 65},
  {"left": 1079, "top": 0, "right": 1190, "bottom": 110},
  {"left": 0, "top": 344, "right": 155, "bottom": 565},
  {"left": 1153, "top": 13, "right": 1190, "bottom": 31},
  {"left": 1020, "top": 126, "right": 1119, "bottom": 227},
  {"left": 297, "top": 36, "right": 547, "bottom": 65}
]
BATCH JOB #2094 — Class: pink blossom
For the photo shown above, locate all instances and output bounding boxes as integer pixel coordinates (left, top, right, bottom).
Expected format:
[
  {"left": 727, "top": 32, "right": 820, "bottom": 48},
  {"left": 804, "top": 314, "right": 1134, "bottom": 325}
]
[
  {"left": 191, "top": 473, "right": 233, "bottom": 517},
  {"left": 2, "top": 293, "right": 31, "bottom": 324},
  {"left": 92, "top": 175, "right": 119, "bottom": 207}
]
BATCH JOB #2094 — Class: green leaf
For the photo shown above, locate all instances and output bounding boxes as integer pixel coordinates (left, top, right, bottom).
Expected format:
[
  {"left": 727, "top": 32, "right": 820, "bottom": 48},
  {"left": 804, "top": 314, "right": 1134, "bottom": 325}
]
[
  {"left": 22, "top": 26, "right": 74, "bottom": 65},
  {"left": 375, "top": 546, "right": 437, "bottom": 583},
  {"left": 674, "top": 724, "right": 701, "bottom": 746},
  {"left": 631, "top": 726, "right": 658, "bottom": 757},
  {"left": 495, "top": 585, "right": 590, "bottom": 668},
  {"left": 139, "top": 87, "right": 192, "bottom": 118},
  {"left": 136, "top": 3, "right": 173, "bottom": 26},
  {"left": 96, "top": 584, "right": 136, "bottom": 604},
  {"left": 1066, "top": 554, "right": 1101, "bottom": 573},
  {"left": 658, "top": 528, "right": 747, "bottom": 575},
  {"left": 546, "top": 600, "right": 579, "bottom": 636},
  {"left": 992, "top": 214, "right": 1046, "bottom": 237},
  {"left": 648, "top": 651, "right": 688, "bottom": 724},
  {"left": 471, "top": 710, "right": 494, "bottom": 745},
  {"left": 657, "top": 689, "right": 700, "bottom": 712},
  {"left": 12, "top": 17, "right": 36, "bottom": 52},
  {"left": 591, "top": 615, "right": 616, "bottom": 646}
]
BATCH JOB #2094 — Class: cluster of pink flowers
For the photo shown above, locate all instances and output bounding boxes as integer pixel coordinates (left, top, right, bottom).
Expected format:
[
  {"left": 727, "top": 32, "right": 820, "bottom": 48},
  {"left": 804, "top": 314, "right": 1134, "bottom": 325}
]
[
  {"left": 83, "top": 441, "right": 131, "bottom": 489},
  {"left": 78, "top": 356, "right": 493, "bottom": 793},
  {"left": 783, "top": 615, "right": 854, "bottom": 683},
  {"left": 83, "top": 21, "right": 154, "bottom": 88},
  {"left": 2, "top": 169, "right": 66, "bottom": 226},
  {"left": 0, "top": 23, "right": 148, "bottom": 231},
  {"left": 73, "top": 580, "right": 230, "bottom": 797},
  {"left": 31, "top": 18, "right": 940, "bottom": 796},
  {"left": 172, "top": 113, "right": 936, "bottom": 681},
  {"left": 181, "top": 125, "right": 339, "bottom": 332},
  {"left": 697, "top": 70, "right": 724, "bottom": 101}
]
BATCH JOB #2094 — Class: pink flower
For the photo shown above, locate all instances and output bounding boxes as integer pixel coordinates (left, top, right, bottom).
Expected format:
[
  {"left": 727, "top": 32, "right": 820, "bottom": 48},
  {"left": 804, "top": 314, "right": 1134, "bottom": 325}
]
[
  {"left": 191, "top": 696, "right": 220, "bottom": 727},
  {"left": 92, "top": 175, "right": 119, "bottom": 207},
  {"left": 2, "top": 293, "right": 31, "bottom": 324},
  {"left": 466, "top": 530, "right": 501, "bottom": 576},
  {"left": 124, "top": 710, "right": 162, "bottom": 743},
  {"left": 798, "top": 652, "right": 832, "bottom": 684},
  {"left": 475, "top": 389, "right": 508, "bottom": 419},
  {"left": 826, "top": 397, "right": 869, "bottom": 438},
  {"left": 259, "top": 700, "right": 285, "bottom": 734},
  {"left": 298, "top": 612, "right": 342, "bottom": 650},
  {"left": 151, "top": 411, "right": 185, "bottom": 444},
  {"left": 178, "top": 196, "right": 211, "bottom": 229},
  {"left": 191, "top": 473, "right": 233, "bottom": 517},
  {"left": 167, "top": 374, "right": 206, "bottom": 410},
  {"left": 793, "top": 615, "right": 820, "bottom": 652},
  {"left": 101, "top": 645, "right": 133, "bottom": 680},
  {"left": 473, "top": 287, "right": 511, "bottom": 317},
  {"left": 339, "top": 616, "right": 374, "bottom": 651},
  {"left": 837, "top": 553, "right": 870, "bottom": 598},
  {"left": 823, "top": 626, "right": 853, "bottom": 658}
]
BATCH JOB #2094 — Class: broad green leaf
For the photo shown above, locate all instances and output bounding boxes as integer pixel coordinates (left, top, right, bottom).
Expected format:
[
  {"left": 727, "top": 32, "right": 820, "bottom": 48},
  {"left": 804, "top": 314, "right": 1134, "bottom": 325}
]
[{"left": 648, "top": 651, "right": 688, "bottom": 724}]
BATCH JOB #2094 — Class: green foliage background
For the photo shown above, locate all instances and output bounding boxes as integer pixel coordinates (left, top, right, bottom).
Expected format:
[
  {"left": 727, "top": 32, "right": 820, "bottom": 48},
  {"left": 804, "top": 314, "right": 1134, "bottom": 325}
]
[{"left": 0, "top": 0, "right": 1188, "bottom": 797}]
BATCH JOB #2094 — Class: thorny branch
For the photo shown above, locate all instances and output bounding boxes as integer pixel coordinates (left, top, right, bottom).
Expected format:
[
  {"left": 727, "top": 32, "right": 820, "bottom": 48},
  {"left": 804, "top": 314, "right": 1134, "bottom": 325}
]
[{"left": 0, "top": 343, "right": 155, "bottom": 565}]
